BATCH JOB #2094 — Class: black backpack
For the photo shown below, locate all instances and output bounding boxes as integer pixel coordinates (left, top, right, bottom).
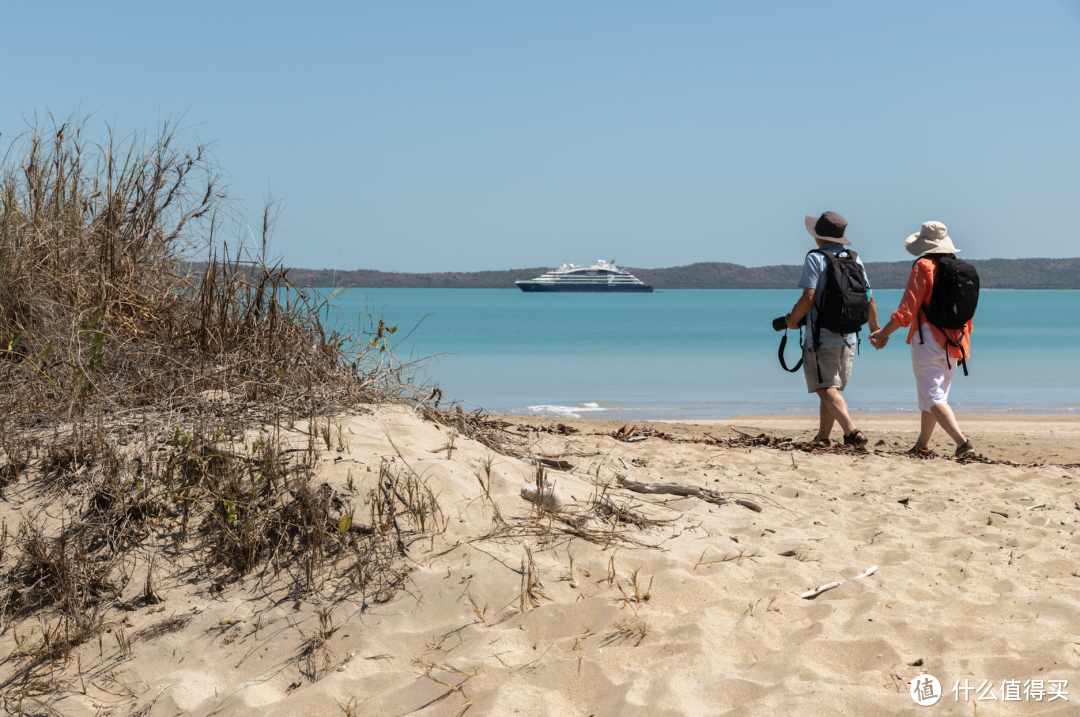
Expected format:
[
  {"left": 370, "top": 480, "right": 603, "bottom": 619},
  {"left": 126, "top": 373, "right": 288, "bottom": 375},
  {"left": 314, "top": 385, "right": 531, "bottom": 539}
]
[
  {"left": 918, "top": 254, "right": 979, "bottom": 375},
  {"left": 811, "top": 248, "right": 870, "bottom": 344},
  {"left": 799, "top": 248, "right": 870, "bottom": 382}
]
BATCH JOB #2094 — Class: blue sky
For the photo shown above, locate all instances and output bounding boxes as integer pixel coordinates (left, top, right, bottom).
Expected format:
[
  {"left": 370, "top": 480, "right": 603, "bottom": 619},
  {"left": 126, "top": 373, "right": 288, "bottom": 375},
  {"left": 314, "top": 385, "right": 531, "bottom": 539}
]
[{"left": 3, "top": 1, "right": 1078, "bottom": 271}]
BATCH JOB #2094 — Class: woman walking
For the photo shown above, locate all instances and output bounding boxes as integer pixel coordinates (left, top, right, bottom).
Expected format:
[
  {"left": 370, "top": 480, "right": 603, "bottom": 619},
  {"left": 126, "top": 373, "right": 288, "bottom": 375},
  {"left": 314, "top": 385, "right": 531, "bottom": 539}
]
[{"left": 869, "top": 221, "right": 976, "bottom": 458}]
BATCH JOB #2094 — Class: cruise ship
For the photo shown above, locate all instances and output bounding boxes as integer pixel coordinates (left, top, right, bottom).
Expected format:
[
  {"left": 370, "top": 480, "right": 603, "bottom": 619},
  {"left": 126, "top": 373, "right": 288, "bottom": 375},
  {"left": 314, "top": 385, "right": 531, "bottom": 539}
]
[{"left": 515, "top": 260, "right": 654, "bottom": 293}]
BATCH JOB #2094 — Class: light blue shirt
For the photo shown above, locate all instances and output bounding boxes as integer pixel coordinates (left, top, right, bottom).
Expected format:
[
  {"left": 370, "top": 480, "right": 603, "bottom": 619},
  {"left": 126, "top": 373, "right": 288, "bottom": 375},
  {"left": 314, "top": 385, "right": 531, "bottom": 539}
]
[{"left": 797, "top": 243, "right": 872, "bottom": 349}]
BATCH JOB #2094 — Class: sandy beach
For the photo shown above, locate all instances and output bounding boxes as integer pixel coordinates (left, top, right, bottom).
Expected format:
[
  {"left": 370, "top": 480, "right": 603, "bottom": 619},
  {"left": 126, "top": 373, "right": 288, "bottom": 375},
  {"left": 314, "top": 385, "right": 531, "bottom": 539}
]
[{"left": 6, "top": 407, "right": 1077, "bottom": 716}]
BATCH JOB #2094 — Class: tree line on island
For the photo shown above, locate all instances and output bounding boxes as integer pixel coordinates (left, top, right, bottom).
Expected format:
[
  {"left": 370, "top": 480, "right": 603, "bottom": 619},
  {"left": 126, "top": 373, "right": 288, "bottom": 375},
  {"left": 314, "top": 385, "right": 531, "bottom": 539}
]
[{"left": 278, "top": 258, "right": 1080, "bottom": 290}]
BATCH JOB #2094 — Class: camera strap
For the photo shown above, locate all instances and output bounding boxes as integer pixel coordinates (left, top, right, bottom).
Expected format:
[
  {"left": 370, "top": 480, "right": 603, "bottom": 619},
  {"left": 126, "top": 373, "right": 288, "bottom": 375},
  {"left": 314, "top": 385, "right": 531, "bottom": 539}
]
[{"left": 778, "top": 329, "right": 804, "bottom": 373}]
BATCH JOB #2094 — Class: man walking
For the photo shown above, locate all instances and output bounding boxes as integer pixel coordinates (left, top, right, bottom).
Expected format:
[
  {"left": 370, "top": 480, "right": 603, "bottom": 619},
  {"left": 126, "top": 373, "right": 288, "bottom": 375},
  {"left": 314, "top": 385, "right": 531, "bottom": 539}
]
[{"left": 786, "top": 211, "right": 879, "bottom": 447}]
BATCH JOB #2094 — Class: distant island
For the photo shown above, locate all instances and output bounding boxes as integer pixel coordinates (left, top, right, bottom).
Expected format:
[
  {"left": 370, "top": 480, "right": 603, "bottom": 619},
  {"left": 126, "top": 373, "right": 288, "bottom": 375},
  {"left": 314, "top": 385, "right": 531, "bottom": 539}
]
[{"left": 286, "top": 258, "right": 1080, "bottom": 290}]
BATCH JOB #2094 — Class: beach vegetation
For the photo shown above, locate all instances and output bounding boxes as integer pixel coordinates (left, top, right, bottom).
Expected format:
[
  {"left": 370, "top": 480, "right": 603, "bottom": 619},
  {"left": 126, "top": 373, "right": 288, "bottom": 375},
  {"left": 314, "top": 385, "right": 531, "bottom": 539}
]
[{"left": 0, "top": 115, "right": 453, "bottom": 703}]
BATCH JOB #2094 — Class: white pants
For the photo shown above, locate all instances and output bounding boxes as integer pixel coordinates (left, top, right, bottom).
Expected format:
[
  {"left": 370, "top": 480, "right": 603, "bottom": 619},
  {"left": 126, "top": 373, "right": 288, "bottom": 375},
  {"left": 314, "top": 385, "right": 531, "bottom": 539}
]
[{"left": 911, "top": 324, "right": 957, "bottom": 412}]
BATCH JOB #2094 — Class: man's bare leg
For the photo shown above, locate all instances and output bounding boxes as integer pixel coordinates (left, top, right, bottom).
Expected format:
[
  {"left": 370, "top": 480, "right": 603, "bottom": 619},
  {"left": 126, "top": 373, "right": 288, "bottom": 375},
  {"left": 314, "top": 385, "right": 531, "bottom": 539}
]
[
  {"left": 814, "top": 398, "right": 836, "bottom": 442},
  {"left": 929, "top": 403, "right": 966, "bottom": 447},
  {"left": 815, "top": 388, "right": 857, "bottom": 436}
]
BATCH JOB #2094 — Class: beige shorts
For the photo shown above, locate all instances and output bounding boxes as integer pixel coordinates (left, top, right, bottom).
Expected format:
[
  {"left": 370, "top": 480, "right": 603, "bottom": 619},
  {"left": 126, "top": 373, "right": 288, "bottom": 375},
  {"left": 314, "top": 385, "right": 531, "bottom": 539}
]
[{"left": 803, "top": 344, "right": 854, "bottom": 393}]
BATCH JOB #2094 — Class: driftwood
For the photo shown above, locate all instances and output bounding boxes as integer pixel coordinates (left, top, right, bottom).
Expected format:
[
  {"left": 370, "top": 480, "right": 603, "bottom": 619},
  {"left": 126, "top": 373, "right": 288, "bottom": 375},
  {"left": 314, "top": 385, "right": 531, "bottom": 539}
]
[
  {"left": 799, "top": 581, "right": 842, "bottom": 599},
  {"left": 615, "top": 475, "right": 762, "bottom": 512},
  {"left": 522, "top": 457, "right": 575, "bottom": 471},
  {"left": 800, "top": 565, "right": 878, "bottom": 599}
]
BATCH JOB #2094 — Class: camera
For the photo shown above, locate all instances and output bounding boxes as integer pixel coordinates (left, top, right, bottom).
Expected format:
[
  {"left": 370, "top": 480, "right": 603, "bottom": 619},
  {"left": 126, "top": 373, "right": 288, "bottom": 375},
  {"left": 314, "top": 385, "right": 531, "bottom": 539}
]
[{"left": 773, "top": 314, "right": 805, "bottom": 332}]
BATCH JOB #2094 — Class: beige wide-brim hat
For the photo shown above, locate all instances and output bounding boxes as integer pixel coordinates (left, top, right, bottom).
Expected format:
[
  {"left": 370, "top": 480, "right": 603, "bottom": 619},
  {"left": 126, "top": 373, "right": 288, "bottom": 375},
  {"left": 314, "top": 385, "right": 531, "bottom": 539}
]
[{"left": 905, "top": 221, "right": 961, "bottom": 256}]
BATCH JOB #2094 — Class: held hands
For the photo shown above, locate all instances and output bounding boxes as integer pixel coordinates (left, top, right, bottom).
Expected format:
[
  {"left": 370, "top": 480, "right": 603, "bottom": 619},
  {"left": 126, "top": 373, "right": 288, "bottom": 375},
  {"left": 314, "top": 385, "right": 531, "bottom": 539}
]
[
  {"left": 785, "top": 313, "right": 800, "bottom": 330},
  {"left": 870, "top": 320, "right": 904, "bottom": 350}
]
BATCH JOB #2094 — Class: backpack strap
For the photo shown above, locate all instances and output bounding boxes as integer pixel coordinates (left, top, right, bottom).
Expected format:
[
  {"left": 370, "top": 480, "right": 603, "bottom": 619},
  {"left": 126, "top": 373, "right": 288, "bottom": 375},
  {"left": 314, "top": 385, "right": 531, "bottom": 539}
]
[
  {"left": 913, "top": 256, "right": 937, "bottom": 347},
  {"left": 834, "top": 248, "right": 863, "bottom": 357},
  {"left": 806, "top": 249, "right": 835, "bottom": 365},
  {"left": 852, "top": 251, "right": 862, "bottom": 362},
  {"left": 942, "top": 334, "right": 969, "bottom": 376}
]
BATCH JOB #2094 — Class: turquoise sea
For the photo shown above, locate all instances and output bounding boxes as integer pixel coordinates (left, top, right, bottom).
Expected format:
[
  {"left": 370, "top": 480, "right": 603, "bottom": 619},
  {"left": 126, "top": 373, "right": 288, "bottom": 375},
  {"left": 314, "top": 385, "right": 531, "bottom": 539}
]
[{"left": 322, "top": 289, "right": 1080, "bottom": 421}]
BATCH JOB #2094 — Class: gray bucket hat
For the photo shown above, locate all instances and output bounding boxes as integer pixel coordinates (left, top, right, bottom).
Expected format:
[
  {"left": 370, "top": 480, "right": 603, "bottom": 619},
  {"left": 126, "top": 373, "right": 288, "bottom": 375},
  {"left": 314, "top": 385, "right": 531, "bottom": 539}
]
[{"left": 804, "top": 211, "right": 850, "bottom": 246}]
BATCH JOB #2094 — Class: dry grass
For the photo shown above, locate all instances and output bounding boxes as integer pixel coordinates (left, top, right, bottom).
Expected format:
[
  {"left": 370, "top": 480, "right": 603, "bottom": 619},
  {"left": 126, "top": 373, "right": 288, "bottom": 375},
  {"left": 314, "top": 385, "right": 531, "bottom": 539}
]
[
  {"left": 621, "top": 567, "right": 653, "bottom": 605},
  {"left": 604, "top": 619, "right": 649, "bottom": 647},
  {"left": 0, "top": 116, "right": 452, "bottom": 702},
  {"left": 337, "top": 696, "right": 361, "bottom": 716},
  {"left": 413, "top": 659, "right": 476, "bottom": 708},
  {"left": 474, "top": 454, "right": 507, "bottom": 529},
  {"left": 133, "top": 614, "right": 194, "bottom": 642},
  {"left": 473, "top": 461, "right": 670, "bottom": 553},
  {"left": 298, "top": 607, "right": 336, "bottom": 683},
  {"left": 0, "top": 115, "right": 435, "bottom": 424},
  {"left": 466, "top": 591, "right": 488, "bottom": 624},
  {"left": 693, "top": 548, "right": 764, "bottom": 569},
  {"left": 518, "top": 546, "right": 541, "bottom": 612}
]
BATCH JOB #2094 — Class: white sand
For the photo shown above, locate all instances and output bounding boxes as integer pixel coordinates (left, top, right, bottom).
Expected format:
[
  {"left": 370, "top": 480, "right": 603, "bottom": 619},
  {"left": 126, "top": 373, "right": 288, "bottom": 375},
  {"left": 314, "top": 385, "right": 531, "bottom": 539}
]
[{"left": 4, "top": 407, "right": 1079, "bottom": 715}]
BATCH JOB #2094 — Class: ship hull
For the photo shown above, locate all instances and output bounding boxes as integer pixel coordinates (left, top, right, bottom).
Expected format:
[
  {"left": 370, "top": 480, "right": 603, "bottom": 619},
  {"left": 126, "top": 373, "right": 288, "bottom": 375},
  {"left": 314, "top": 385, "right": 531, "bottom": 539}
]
[{"left": 516, "top": 282, "right": 654, "bottom": 293}]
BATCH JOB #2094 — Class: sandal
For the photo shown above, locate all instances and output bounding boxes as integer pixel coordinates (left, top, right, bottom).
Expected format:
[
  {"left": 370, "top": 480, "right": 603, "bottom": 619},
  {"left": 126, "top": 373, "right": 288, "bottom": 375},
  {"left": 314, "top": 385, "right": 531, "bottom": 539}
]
[
  {"left": 954, "top": 440, "right": 975, "bottom": 459},
  {"left": 843, "top": 429, "right": 868, "bottom": 448},
  {"left": 810, "top": 437, "right": 832, "bottom": 446},
  {"left": 907, "top": 445, "right": 931, "bottom": 457}
]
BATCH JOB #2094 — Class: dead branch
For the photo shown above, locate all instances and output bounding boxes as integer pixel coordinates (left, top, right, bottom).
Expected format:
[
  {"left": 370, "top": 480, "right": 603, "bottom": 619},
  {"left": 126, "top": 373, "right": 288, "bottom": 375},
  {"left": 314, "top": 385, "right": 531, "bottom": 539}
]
[{"left": 615, "top": 475, "right": 762, "bottom": 512}]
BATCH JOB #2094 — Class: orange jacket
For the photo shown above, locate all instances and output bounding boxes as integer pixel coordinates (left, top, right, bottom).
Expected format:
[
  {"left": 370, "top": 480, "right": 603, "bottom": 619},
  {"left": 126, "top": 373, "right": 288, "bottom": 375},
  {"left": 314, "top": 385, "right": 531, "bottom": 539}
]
[{"left": 890, "top": 256, "right": 973, "bottom": 359}]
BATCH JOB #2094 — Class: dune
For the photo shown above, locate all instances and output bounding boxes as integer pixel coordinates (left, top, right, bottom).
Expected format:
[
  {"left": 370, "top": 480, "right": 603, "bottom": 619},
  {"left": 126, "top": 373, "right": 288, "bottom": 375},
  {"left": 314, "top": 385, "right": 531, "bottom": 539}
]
[{"left": 5, "top": 406, "right": 1078, "bottom": 716}]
